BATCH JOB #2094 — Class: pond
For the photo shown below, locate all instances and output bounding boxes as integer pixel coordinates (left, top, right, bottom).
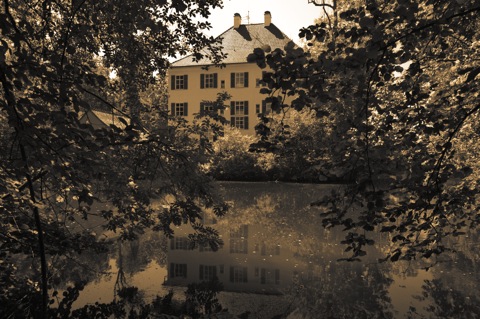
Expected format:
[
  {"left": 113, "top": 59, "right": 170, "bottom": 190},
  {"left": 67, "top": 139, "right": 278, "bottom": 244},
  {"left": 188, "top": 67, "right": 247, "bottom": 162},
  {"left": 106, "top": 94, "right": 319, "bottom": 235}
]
[{"left": 59, "top": 182, "right": 480, "bottom": 318}]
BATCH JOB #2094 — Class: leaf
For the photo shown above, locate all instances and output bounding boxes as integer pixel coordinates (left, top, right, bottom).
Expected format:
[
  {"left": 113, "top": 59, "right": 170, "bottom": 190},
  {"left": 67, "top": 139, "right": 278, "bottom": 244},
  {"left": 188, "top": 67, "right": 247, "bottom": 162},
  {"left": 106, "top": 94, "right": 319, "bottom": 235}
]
[{"left": 465, "top": 67, "right": 480, "bottom": 83}]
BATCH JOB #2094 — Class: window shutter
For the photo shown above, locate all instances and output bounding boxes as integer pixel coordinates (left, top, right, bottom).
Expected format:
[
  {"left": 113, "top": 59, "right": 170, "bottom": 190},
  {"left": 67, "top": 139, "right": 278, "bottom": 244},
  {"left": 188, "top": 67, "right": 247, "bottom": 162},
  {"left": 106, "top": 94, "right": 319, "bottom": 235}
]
[
  {"left": 213, "top": 266, "right": 217, "bottom": 279},
  {"left": 184, "top": 75, "right": 188, "bottom": 89},
  {"left": 231, "top": 73, "right": 235, "bottom": 88},
  {"left": 262, "top": 100, "right": 266, "bottom": 114},
  {"left": 244, "top": 101, "right": 249, "bottom": 115},
  {"left": 214, "top": 73, "right": 218, "bottom": 88},
  {"left": 200, "top": 102, "right": 205, "bottom": 116},
  {"left": 244, "top": 72, "right": 249, "bottom": 87},
  {"left": 243, "top": 267, "right": 248, "bottom": 282},
  {"left": 275, "top": 269, "right": 280, "bottom": 284},
  {"left": 200, "top": 74, "right": 205, "bottom": 89},
  {"left": 171, "top": 75, "right": 175, "bottom": 90},
  {"left": 261, "top": 269, "right": 266, "bottom": 284},
  {"left": 171, "top": 103, "right": 175, "bottom": 115},
  {"left": 230, "top": 267, "right": 234, "bottom": 282},
  {"left": 184, "top": 103, "right": 188, "bottom": 116},
  {"left": 199, "top": 265, "right": 204, "bottom": 280},
  {"left": 170, "top": 238, "right": 175, "bottom": 250},
  {"left": 230, "top": 101, "right": 235, "bottom": 115},
  {"left": 244, "top": 116, "right": 249, "bottom": 130},
  {"left": 170, "top": 263, "right": 175, "bottom": 278}
]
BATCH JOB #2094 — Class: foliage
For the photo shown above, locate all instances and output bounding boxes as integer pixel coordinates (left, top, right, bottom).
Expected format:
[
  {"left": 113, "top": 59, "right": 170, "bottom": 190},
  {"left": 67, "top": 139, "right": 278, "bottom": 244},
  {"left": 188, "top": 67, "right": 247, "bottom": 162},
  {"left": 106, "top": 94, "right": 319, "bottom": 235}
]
[
  {"left": 0, "top": 0, "right": 228, "bottom": 317},
  {"left": 184, "top": 277, "right": 225, "bottom": 316},
  {"left": 248, "top": 0, "right": 480, "bottom": 263},
  {"left": 208, "top": 126, "right": 267, "bottom": 181}
]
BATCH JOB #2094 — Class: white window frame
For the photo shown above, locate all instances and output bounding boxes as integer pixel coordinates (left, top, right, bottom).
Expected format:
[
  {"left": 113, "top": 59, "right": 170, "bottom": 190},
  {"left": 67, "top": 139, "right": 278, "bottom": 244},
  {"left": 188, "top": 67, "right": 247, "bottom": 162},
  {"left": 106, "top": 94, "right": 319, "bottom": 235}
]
[
  {"left": 174, "top": 75, "right": 187, "bottom": 90},
  {"left": 235, "top": 73, "right": 245, "bottom": 88},
  {"left": 175, "top": 103, "right": 186, "bottom": 116}
]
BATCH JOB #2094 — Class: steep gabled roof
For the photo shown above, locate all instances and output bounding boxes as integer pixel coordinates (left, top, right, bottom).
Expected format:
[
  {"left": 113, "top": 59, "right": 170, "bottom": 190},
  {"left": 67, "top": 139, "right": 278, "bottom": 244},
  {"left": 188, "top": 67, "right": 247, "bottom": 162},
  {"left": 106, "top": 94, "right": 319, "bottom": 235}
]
[{"left": 171, "top": 23, "right": 294, "bottom": 67}]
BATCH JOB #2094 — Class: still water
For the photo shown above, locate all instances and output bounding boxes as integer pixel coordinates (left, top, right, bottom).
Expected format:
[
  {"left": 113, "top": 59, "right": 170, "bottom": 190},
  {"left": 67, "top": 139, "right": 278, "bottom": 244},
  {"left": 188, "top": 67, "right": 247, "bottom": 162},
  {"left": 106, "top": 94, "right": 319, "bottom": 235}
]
[{"left": 64, "top": 182, "right": 480, "bottom": 318}]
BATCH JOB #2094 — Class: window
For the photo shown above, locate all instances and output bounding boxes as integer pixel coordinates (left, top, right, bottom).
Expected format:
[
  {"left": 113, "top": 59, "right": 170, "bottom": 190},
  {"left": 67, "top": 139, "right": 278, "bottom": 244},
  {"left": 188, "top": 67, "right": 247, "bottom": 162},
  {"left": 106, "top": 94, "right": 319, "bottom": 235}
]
[
  {"left": 170, "top": 263, "right": 187, "bottom": 278},
  {"left": 200, "top": 102, "right": 214, "bottom": 116},
  {"left": 260, "top": 268, "right": 280, "bottom": 285},
  {"left": 230, "top": 101, "right": 249, "bottom": 130},
  {"left": 200, "top": 73, "right": 218, "bottom": 88},
  {"left": 260, "top": 243, "right": 280, "bottom": 256},
  {"left": 230, "top": 225, "right": 248, "bottom": 254},
  {"left": 170, "top": 103, "right": 188, "bottom": 116},
  {"left": 256, "top": 104, "right": 261, "bottom": 114},
  {"left": 199, "top": 265, "right": 217, "bottom": 281},
  {"left": 230, "top": 266, "right": 248, "bottom": 283},
  {"left": 221, "top": 80, "right": 225, "bottom": 88},
  {"left": 230, "top": 72, "right": 249, "bottom": 88},
  {"left": 171, "top": 75, "right": 188, "bottom": 90},
  {"left": 170, "top": 237, "right": 190, "bottom": 250},
  {"left": 261, "top": 100, "right": 272, "bottom": 115}
]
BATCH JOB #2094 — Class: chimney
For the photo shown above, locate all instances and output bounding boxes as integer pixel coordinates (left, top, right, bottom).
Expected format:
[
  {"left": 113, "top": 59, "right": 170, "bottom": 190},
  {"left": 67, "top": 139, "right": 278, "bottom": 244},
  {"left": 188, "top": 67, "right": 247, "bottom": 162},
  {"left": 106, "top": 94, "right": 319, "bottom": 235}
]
[
  {"left": 264, "top": 11, "right": 271, "bottom": 27},
  {"left": 234, "top": 13, "right": 241, "bottom": 29}
]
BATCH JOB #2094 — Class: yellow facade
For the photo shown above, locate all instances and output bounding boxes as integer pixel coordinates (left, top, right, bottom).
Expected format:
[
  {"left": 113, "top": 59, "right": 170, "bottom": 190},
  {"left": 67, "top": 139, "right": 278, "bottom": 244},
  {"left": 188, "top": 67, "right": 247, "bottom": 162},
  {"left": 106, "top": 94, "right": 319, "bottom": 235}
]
[{"left": 169, "top": 63, "right": 275, "bottom": 135}]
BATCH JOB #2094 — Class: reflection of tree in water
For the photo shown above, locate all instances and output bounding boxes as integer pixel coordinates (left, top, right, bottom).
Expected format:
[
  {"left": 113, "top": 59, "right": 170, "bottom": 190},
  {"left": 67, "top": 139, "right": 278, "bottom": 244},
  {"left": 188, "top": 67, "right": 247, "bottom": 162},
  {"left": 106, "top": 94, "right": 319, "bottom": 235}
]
[
  {"left": 115, "top": 231, "right": 168, "bottom": 275},
  {"left": 409, "top": 229, "right": 480, "bottom": 319},
  {"left": 215, "top": 183, "right": 397, "bottom": 318},
  {"left": 287, "top": 262, "right": 394, "bottom": 319},
  {"left": 49, "top": 241, "right": 112, "bottom": 290},
  {"left": 409, "top": 279, "right": 480, "bottom": 319}
]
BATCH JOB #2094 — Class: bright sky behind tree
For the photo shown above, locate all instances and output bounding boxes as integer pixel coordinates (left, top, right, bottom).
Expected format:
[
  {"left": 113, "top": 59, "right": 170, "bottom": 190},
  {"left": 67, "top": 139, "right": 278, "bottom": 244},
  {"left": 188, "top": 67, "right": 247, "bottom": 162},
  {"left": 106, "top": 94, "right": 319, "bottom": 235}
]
[{"left": 207, "top": 0, "right": 322, "bottom": 43}]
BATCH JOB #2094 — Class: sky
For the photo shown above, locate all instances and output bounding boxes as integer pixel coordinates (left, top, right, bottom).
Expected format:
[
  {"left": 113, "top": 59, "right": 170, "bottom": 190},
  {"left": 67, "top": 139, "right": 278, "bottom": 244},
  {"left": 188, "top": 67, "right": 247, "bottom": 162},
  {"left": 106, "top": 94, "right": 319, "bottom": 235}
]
[{"left": 206, "top": 0, "right": 323, "bottom": 43}]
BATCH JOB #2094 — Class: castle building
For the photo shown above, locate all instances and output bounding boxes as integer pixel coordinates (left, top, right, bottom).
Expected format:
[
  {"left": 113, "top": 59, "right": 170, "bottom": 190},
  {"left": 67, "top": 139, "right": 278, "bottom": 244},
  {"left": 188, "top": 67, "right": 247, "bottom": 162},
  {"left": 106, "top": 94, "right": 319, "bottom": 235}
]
[{"left": 168, "top": 11, "right": 294, "bottom": 135}]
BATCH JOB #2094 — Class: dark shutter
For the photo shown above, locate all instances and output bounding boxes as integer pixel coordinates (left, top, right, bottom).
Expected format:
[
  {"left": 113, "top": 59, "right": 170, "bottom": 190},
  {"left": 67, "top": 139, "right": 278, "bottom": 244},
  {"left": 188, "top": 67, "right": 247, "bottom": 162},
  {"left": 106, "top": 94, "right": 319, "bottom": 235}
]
[
  {"left": 200, "top": 102, "right": 205, "bottom": 116},
  {"left": 184, "top": 75, "right": 188, "bottom": 89},
  {"left": 244, "top": 72, "right": 249, "bottom": 87},
  {"left": 199, "top": 265, "right": 204, "bottom": 280},
  {"left": 171, "top": 103, "right": 175, "bottom": 115},
  {"left": 213, "top": 266, "right": 217, "bottom": 279},
  {"left": 275, "top": 269, "right": 280, "bottom": 284},
  {"left": 261, "top": 268, "right": 266, "bottom": 284},
  {"left": 244, "top": 101, "right": 249, "bottom": 115},
  {"left": 170, "top": 238, "right": 175, "bottom": 250},
  {"left": 170, "top": 263, "right": 175, "bottom": 278},
  {"left": 230, "top": 117, "right": 235, "bottom": 127},
  {"left": 171, "top": 75, "right": 175, "bottom": 90},
  {"left": 230, "top": 266, "right": 234, "bottom": 282},
  {"left": 200, "top": 74, "right": 205, "bottom": 89},
  {"left": 214, "top": 73, "right": 218, "bottom": 88},
  {"left": 243, "top": 267, "right": 248, "bottom": 282},
  {"left": 244, "top": 116, "right": 249, "bottom": 130},
  {"left": 184, "top": 103, "right": 188, "bottom": 116},
  {"left": 230, "top": 101, "right": 235, "bottom": 115},
  {"left": 231, "top": 73, "right": 235, "bottom": 88}
]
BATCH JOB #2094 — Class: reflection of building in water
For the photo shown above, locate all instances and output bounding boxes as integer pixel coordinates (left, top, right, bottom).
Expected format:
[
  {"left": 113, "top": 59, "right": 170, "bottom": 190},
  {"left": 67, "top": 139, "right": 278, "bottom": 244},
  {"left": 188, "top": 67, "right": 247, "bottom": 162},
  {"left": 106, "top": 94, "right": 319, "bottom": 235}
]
[{"left": 165, "top": 221, "right": 297, "bottom": 294}]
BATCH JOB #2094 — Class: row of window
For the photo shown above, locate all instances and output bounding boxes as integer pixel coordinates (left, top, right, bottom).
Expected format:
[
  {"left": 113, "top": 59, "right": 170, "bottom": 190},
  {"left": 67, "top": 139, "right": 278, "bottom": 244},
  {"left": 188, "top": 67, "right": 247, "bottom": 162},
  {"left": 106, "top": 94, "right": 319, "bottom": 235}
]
[
  {"left": 170, "top": 101, "right": 272, "bottom": 130},
  {"left": 171, "top": 72, "right": 266, "bottom": 90},
  {"left": 171, "top": 227, "right": 280, "bottom": 255},
  {"left": 169, "top": 263, "right": 280, "bottom": 284}
]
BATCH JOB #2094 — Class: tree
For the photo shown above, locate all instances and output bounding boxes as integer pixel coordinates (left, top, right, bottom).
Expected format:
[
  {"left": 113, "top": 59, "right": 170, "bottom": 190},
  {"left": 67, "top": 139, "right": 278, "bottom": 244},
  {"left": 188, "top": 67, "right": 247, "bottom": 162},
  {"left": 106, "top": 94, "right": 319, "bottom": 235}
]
[
  {"left": 248, "top": 0, "right": 480, "bottom": 263},
  {"left": 0, "top": 1, "right": 227, "bottom": 317}
]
